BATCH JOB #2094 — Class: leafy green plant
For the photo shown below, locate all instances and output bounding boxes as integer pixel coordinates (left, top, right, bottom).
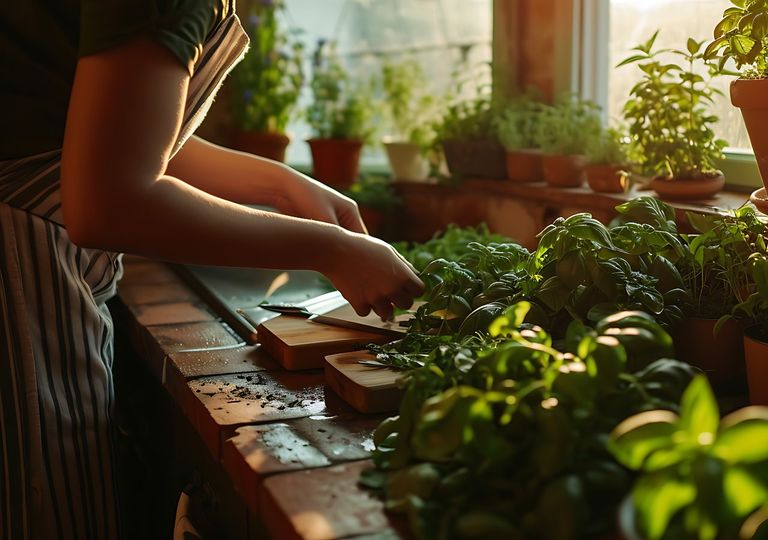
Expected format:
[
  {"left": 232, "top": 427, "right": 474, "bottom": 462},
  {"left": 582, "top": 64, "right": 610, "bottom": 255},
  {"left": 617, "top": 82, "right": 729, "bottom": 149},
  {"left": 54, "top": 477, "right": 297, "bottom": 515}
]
[
  {"left": 363, "top": 305, "right": 697, "bottom": 540},
  {"left": 532, "top": 95, "right": 602, "bottom": 156},
  {"left": 306, "top": 40, "right": 376, "bottom": 141},
  {"left": 730, "top": 254, "right": 768, "bottom": 340},
  {"left": 392, "top": 224, "right": 511, "bottom": 272},
  {"left": 682, "top": 206, "right": 768, "bottom": 319},
  {"left": 609, "top": 375, "right": 768, "bottom": 540},
  {"left": 586, "top": 127, "right": 632, "bottom": 166},
  {"left": 619, "top": 32, "right": 728, "bottom": 179},
  {"left": 381, "top": 59, "right": 439, "bottom": 147},
  {"left": 495, "top": 93, "right": 542, "bottom": 151},
  {"left": 342, "top": 174, "right": 402, "bottom": 212},
  {"left": 229, "top": 1, "right": 304, "bottom": 133},
  {"left": 705, "top": 0, "right": 768, "bottom": 78}
]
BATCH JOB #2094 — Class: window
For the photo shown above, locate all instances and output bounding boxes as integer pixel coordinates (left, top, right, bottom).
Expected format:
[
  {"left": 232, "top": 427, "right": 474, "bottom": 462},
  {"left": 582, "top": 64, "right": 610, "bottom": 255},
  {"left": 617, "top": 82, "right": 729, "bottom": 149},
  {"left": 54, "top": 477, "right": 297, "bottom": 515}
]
[
  {"left": 589, "top": 0, "right": 760, "bottom": 188},
  {"left": 282, "top": 0, "right": 492, "bottom": 167}
]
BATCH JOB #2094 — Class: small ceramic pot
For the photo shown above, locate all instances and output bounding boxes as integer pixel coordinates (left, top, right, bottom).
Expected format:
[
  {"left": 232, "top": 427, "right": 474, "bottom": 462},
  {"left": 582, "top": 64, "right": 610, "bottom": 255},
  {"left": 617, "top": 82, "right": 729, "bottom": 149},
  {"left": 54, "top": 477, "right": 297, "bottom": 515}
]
[
  {"left": 672, "top": 317, "right": 745, "bottom": 384},
  {"left": 750, "top": 187, "right": 768, "bottom": 214},
  {"left": 745, "top": 326, "right": 768, "bottom": 405},
  {"left": 585, "top": 164, "right": 629, "bottom": 193},
  {"left": 650, "top": 173, "right": 725, "bottom": 201},
  {"left": 541, "top": 154, "right": 587, "bottom": 187},
  {"left": 505, "top": 149, "right": 543, "bottom": 183},
  {"left": 307, "top": 138, "right": 363, "bottom": 190},
  {"left": 441, "top": 138, "right": 507, "bottom": 180},
  {"left": 383, "top": 141, "right": 429, "bottom": 181}
]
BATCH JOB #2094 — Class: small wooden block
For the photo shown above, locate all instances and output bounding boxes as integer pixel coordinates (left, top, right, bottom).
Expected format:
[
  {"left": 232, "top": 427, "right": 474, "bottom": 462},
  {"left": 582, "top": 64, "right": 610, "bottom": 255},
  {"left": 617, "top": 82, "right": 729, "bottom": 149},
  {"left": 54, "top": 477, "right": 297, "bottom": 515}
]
[
  {"left": 260, "top": 460, "right": 395, "bottom": 540},
  {"left": 324, "top": 352, "right": 404, "bottom": 414},
  {"left": 257, "top": 316, "right": 392, "bottom": 371}
]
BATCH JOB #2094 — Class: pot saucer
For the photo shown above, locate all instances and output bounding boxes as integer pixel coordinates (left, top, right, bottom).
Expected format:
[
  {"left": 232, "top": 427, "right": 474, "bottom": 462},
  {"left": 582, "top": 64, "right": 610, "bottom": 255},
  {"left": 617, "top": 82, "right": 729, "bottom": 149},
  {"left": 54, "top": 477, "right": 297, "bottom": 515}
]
[{"left": 751, "top": 188, "right": 768, "bottom": 214}]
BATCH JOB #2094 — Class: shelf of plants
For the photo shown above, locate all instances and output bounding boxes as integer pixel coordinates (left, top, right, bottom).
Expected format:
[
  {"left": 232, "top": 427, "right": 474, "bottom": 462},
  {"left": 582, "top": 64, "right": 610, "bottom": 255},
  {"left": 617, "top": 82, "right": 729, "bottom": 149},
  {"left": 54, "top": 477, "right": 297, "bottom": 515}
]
[{"left": 353, "top": 197, "right": 768, "bottom": 540}]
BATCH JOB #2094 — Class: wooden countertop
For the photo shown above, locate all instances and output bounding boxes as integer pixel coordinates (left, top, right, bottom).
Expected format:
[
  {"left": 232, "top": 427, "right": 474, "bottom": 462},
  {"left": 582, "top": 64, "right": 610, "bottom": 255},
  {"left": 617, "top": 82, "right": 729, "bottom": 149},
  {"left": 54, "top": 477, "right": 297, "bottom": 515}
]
[{"left": 113, "top": 255, "right": 409, "bottom": 540}]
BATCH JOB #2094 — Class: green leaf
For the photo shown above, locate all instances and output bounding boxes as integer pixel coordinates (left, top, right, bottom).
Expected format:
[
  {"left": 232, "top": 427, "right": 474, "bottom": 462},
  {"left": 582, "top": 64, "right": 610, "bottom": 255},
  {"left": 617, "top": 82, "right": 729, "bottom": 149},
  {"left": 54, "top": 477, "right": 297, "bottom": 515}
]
[
  {"left": 609, "top": 410, "right": 680, "bottom": 469},
  {"left": 723, "top": 465, "right": 768, "bottom": 517},
  {"left": 679, "top": 376, "right": 720, "bottom": 442},
  {"left": 687, "top": 37, "right": 701, "bottom": 55},
  {"left": 715, "top": 407, "right": 768, "bottom": 463},
  {"left": 731, "top": 33, "right": 758, "bottom": 56},
  {"left": 633, "top": 472, "right": 696, "bottom": 540}
]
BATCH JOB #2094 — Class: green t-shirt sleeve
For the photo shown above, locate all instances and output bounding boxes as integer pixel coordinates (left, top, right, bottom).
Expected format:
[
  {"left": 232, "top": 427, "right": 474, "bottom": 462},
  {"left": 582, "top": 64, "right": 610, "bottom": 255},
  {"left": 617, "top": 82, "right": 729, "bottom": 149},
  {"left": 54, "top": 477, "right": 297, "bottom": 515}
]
[{"left": 79, "top": 0, "right": 222, "bottom": 75}]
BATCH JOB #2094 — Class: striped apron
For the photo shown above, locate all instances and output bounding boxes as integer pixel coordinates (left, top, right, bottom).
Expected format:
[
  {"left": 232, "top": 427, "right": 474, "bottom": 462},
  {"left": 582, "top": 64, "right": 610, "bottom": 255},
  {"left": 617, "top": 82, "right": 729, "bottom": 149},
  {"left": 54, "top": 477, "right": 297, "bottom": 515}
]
[{"left": 0, "top": 7, "right": 248, "bottom": 539}]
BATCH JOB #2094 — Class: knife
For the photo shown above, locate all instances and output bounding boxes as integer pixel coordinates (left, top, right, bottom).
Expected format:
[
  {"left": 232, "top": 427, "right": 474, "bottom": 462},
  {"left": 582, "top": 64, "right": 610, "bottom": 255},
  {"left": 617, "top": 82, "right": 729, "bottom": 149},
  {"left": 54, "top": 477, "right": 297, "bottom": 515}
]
[{"left": 259, "top": 291, "right": 406, "bottom": 336}]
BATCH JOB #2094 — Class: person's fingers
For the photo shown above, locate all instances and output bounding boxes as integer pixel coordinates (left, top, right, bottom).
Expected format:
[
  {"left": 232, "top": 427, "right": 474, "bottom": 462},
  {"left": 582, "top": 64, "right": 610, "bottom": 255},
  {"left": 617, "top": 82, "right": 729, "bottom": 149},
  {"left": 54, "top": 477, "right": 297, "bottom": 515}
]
[
  {"left": 349, "top": 298, "right": 371, "bottom": 317},
  {"left": 337, "top": 201, "right": 367, "bottom": 234},
  {"left": 403, "top": 274, "right": 425, "bottom": 297},
  {"left": 387, "top": 290, "right": 414, "bottom": 310},
  {"left": 371, "top": 299, "right": 394, "bottom": 322}
]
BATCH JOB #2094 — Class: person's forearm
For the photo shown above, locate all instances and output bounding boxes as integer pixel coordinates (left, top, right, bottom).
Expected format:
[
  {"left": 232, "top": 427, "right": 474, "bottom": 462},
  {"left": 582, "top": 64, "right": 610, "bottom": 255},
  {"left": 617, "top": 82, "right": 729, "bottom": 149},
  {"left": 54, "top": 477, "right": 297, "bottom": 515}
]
[
  {"left": 67, "top": 171, "right": 345, "bottom": 271},
  {"left": 167, "top": 135, "right": 303, "bottom": 206}
]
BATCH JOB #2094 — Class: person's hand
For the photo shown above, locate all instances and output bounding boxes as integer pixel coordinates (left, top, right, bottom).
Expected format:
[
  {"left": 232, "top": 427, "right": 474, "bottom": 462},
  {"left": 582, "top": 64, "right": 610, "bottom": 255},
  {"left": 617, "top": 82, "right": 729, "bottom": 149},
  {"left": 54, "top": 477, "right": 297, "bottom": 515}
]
[
  {"left": 276, "top": 172, "right": 367, "bottom": 233},
  {"left": 321, "top": 230, "right": 424, "bottom": 320}
]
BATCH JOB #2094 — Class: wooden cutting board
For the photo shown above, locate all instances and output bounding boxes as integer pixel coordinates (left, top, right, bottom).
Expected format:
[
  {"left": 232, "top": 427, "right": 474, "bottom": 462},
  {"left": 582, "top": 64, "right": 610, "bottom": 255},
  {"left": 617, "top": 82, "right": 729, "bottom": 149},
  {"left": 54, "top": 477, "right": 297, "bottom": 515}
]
[
  {"left": 324, "top": 351, "right": 404, "bottom": 413},
  {"left": 257, "top": 316, "right": 395, "bottom": 371}
]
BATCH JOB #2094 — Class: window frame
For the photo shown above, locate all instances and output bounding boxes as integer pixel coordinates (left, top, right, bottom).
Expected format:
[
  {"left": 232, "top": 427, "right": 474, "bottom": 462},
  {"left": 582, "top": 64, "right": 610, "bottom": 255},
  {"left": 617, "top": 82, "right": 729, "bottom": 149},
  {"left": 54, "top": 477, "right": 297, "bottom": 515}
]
[{"left": 493, "top": 0, "right": 763, "bottom": 192}]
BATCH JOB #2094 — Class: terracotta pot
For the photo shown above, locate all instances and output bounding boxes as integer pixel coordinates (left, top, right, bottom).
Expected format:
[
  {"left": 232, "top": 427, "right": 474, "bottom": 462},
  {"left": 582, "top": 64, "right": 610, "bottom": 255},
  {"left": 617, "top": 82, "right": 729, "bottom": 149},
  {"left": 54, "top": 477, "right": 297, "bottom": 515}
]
[
  {"left": 230, "top": 131, "right": 290, "bottom": 162},
  {"left": 585, "top": 164, "right": 629, "bottom": 193},
  {"left": 441, "top": 138, "right": 507, "bottom": 180},
  {"left": 505, "top": 149, "right": 543, "bottom": 183},
  {"left": 650, "top": 173, "right": 725, "bottom": 201},
  {"left": 731, "top": 79, "right": 768, "bottom": 198},
  {"left": 359, "top": 206, "right": 385, "bottom": 237},
  {"left": 745, "top": 326, "right": 768, "bottom": 405},
  {"left": 673, "top": 317, "right": 745, "bottom": 383},
  {"left": 541, "top": 154, "right": 586, "bottom": 187},
  {"left": 751, "top": 187, "right": 768, "bottom": 214},
  {"left": 383, "top": 141, "right": 429, "bottom": 181},
  {"left": 307, "top": 138, "right": 363, "bottom": 190}
]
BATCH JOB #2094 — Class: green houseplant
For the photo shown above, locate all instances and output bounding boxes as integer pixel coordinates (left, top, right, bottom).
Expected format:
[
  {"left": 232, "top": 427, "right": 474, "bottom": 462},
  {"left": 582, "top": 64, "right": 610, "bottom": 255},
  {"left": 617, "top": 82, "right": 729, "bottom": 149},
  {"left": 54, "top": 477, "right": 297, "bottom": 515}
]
[
  {"left": 306, "top": 40, "right": 376, "bottom": 189},
  {"left": 610, "top": 375, "right": 768, "bottom": 540},
  {"left": 229, "top": 0, "right": 304, "bottom": 162},
  {"left": 342, "top": 174, "right": 402, "bottom": 238},
  {"left": 584, "top": 127, "right": 632, "bottom": 193},
  {"left": 380, "top": 59, "right": 438, "bottom": 182},
  {"left": 532, "top": 95, "right": 603, "bottom": 188},
  {"left": 620, "top": 32, "right": 728, "bottom": 201},
  {"left": 705, "top": 0, "right": 768, "bottom": 212},
  {"left": 495, "top": 94, "right": 544, "bottom": 182},
  {"left": 433, "top": 65, "right": 507, "bottom": 181}
]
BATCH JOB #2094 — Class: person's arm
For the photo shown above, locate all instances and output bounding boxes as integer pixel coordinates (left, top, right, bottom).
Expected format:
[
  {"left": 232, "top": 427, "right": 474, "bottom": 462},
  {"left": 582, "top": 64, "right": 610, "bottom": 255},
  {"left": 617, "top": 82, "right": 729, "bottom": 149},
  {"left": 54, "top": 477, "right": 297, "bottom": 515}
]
[
  {"left": 61, "top": 36, "right": 422, "bottom": 318},
  {"left": 167, "top": 136, "right": 366, "bottom": 231}
]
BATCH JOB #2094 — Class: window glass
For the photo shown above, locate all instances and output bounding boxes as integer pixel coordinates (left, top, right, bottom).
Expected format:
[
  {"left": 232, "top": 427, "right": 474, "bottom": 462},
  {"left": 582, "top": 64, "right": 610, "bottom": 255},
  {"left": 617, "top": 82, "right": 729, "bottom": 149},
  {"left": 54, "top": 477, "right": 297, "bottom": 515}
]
[
  {"left": 282, "top": 0, "right": 492, "bottom": 166},
  {"left": 608, "top": 0, "right": 750, "bottom": 151}
]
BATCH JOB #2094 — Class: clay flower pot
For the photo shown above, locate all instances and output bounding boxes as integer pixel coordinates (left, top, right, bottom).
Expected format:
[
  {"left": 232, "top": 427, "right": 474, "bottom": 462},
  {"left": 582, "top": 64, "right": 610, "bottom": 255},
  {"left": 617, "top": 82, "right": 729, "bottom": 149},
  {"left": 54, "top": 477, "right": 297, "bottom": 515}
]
[
  {"left": 441, "top": 138, "right": 507, "bottom": 180},
  {"left": 745, "top": 326, "right": 768, "bottom": 405},
  {"left": 584, "top": 164, "right": 629, "bottom": 193},
  {"left": 505, "top": 149, "right": 543, "bottom": 183},
  {"left": 307, "top": 138, "right": 363, "bottom": 190},
  {"left": 751, "top": 187, "right": 768, "bottom": 214},
  {"left": 231, "top": 131, "right": 291, "bottom": 162},
  {"left": 541, "top": 154, "right": 586, "bottom": 187},
  {"left": 359, "top": 206, "right": 385, "bottom": 237},
  {"left": 650, "top": 172, "right": 725, "bottom": 201},
  {"left": 673, "top": 317, "right": 745, "bottom": 385},
  {"left": 731, "top": 78, "right": 768, "bottom": 206},
  {"left": 383, "top": 141, "right": 429, "bottom": 181}
]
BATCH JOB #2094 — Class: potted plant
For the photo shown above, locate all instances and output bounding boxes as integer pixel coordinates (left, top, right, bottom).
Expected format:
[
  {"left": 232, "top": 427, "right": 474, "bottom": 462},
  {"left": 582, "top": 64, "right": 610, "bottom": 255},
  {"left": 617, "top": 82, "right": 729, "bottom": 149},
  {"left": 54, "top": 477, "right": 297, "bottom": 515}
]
[
  {"left": 228, "top": 1, "right": 304, "bottom": 162},
  {"left": 705, "top": 1, "right": 768, "bottom": 213},
  {"left": 620, "top": 32, "right": 728, "bottom": 201},
  {"left": 495, "top": 94, "right": 544, "bottom": 183},
  {"left": 667, "top": 207, "right": 768, "bottom": 386},
  {"left": 532, "top": 95, "right": 603, "bottom": 188},
  {"left": 433, "top": 65, "right": 507, "bottom": 181},
  {"left": 584, "top": 127, "right": 632, "bottom": 193},
  {"left": 380, "top": 59, "right": 437, "bottom": 182},
  {"left": 728, "top": 253, "right": 768, "bottom": 404},
  {"left": 610, "top": 375, "right": 768, "bottom": 540},
  {"left": 342, "top": 175, "right": 402, "bottom": 238},
  {"left": 306, "top": 40, "right": 376, "bottom": 189}
]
